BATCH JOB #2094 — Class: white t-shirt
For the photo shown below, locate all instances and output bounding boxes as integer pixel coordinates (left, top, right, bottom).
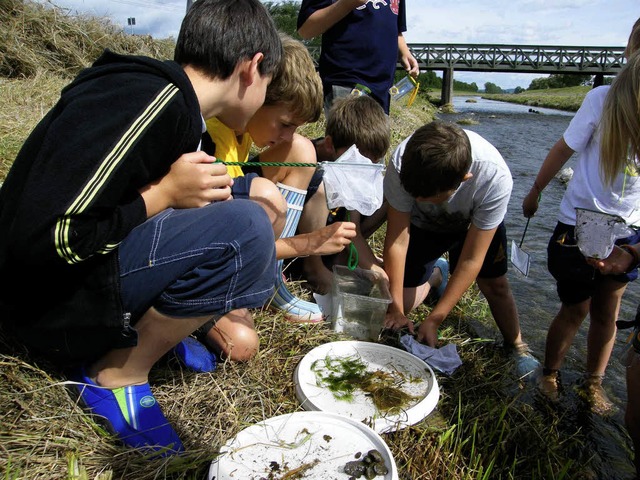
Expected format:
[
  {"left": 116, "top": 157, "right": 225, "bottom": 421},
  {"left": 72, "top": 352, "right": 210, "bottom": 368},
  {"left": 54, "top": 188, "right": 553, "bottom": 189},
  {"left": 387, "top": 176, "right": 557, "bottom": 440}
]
[
  {"left": 560, "top": 85, "right": 640, "bottom": 226},
  {"left": 384, "top": 129, "right": 512, "bottom": 233}
]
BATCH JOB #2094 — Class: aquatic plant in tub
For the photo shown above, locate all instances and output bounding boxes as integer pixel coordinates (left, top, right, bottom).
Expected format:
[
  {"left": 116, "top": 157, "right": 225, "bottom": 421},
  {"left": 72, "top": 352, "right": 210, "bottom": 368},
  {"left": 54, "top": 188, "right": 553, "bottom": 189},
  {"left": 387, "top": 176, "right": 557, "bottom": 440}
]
[{"left": 331, "top": 265, "right": 392, "bottom": 341}]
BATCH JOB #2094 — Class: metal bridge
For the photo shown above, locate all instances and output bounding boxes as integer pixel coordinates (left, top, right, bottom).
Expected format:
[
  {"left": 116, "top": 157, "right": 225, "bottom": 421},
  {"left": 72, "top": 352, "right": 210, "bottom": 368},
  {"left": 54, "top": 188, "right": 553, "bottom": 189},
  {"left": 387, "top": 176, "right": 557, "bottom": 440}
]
[{"left": 307, "top": 43, "right": 626, "bottom": 104}]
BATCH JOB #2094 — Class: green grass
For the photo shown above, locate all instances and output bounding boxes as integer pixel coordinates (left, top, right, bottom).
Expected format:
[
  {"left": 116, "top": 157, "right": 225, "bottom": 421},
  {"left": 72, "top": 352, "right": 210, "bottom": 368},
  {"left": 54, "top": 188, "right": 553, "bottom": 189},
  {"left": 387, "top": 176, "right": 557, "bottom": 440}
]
[
  {"left": 480, "top": 86, "right": 590, "bottom": 112},
  {"left": 425, "top": 86, "right": 589, "bottom": 113}
]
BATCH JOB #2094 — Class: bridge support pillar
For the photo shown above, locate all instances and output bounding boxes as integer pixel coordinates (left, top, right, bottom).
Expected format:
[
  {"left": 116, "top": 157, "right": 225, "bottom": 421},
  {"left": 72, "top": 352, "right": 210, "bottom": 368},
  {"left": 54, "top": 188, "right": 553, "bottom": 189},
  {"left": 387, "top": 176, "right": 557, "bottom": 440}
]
[
  {"left": 593, "top": 73, "right": 604, "bottom": 88},
  {"left": 441, "top": 68, "right": 454, "bottom": 105}
]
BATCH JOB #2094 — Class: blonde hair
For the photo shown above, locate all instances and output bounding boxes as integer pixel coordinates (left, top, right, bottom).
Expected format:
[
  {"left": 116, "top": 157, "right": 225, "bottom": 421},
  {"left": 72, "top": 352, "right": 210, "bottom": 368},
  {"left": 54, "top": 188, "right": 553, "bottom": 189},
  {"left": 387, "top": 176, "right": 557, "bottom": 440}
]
[
  {"left": 625, "top": 17, "right": 640, "bottom": 59},
  {"left": 325, "top": 95, "right": 391, "bottom": 162},
  {"left": 599, "top": 50, "right": 640, "bottom": 185},
  {"left": 263, "top": 33, "right": 322, "bottom": 124}
]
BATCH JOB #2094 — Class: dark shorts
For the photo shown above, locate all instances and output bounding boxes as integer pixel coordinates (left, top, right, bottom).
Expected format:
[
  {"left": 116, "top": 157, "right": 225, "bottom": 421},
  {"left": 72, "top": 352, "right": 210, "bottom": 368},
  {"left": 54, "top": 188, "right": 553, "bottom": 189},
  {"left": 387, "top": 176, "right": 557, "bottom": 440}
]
[
  {"left": 547, "top": 222, "right": 640, "bottom": 304},
  {"left": 231, "top": 172, "right": 257, "bottom": 199},
  {"left": 404, "top": 222, "right": 509, "bottom": 287}
]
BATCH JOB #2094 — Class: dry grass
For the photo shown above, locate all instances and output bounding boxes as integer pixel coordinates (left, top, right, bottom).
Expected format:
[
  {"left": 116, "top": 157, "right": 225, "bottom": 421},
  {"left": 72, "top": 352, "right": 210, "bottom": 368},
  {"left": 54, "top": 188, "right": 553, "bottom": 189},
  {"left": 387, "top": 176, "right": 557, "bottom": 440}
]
[{"left": 0, "top": 0, "right": 174, "bottom": 79}]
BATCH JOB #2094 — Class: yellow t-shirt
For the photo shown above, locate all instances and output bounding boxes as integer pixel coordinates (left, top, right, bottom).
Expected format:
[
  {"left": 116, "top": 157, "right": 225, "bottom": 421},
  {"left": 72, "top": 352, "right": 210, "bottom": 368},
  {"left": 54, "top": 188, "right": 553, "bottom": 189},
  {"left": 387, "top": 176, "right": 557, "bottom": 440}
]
[{"left": 205, "top": 117, "right": 253, "bottom": 178}]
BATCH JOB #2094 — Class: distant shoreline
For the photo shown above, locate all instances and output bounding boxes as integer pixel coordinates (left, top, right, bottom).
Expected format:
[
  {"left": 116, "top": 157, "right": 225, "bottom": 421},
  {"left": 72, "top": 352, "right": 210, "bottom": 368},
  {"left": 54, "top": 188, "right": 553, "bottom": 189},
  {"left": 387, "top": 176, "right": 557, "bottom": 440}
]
[{"left": 463, "top": 86, "right": 590, "bottom": 112}]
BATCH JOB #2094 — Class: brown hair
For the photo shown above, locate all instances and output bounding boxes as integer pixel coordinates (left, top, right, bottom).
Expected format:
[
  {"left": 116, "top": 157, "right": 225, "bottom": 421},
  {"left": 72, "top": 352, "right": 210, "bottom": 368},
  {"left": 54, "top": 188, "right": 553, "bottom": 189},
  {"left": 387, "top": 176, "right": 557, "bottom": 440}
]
[
  {"left": 399, "top": 121, "right": 472, "bottom": 198},
  {"left": 625, "top": 17, "right": 640, "bottom": 59},
  {"left": 325, "top": 95, "right": 391, "bottom": 162},
  {"left": 599, "top": 50, "right": 640, "bottom": 186}
]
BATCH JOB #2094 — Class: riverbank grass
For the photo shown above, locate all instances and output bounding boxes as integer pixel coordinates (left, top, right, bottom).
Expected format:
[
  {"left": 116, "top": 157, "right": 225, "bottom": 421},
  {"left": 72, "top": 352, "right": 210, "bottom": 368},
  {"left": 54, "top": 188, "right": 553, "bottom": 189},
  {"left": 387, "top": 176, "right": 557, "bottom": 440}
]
[{"left": 426, "top": 86, "right": 589, "bottom": 112}]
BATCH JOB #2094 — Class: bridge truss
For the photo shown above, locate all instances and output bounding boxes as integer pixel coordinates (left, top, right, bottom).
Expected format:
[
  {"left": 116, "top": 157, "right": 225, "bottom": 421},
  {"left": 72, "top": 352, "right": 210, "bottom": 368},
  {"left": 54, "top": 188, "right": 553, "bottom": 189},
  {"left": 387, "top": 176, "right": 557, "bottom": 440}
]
[
  {"left": 407, "top": 44, "right": 626, "bottom": 75},
  {"left": 306, "top": 43, "right": 626, "bottom": 103}
]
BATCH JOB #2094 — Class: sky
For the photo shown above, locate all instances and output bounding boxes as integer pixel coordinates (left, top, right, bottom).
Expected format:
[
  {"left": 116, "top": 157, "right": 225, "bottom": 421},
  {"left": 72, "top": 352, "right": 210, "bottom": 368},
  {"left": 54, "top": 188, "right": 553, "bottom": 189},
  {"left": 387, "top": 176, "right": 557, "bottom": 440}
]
[{"left": 38, "top": 0, "right": 637, "bottom": 90}]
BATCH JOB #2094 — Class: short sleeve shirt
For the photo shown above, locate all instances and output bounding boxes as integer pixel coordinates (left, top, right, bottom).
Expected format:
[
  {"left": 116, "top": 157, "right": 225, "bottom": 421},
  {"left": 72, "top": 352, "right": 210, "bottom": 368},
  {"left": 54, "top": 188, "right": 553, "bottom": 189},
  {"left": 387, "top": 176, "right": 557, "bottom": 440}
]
[
  {"left": 205, "top": 117, "right": 253, "bottom": 178},
  {"left": 384, "top": 130, "right": 513, "bottom": 232},
  {"left": 560, "top": 85, "right": 640, "bottom": 226},
  {"left": 297, "top": 0, "right": 407, "bottom": 113}
]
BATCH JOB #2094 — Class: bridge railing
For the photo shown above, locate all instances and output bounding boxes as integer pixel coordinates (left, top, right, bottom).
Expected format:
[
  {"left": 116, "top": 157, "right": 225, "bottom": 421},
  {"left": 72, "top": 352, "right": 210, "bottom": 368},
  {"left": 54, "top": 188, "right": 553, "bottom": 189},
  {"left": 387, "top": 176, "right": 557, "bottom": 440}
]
[
  {"left": 408, "top": 44, "right": 626, "bottom": 74},
  {"left": 307, "top": 44, "right": 626, "bottom": 75}
]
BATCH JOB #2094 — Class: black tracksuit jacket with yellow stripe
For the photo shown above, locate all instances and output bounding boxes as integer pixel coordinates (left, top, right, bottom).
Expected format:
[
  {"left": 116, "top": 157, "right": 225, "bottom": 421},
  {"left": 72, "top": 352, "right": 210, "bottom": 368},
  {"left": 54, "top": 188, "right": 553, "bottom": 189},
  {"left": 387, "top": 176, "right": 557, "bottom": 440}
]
[{"left": 0, "top": 50, "right": 203, "bottom": 362}]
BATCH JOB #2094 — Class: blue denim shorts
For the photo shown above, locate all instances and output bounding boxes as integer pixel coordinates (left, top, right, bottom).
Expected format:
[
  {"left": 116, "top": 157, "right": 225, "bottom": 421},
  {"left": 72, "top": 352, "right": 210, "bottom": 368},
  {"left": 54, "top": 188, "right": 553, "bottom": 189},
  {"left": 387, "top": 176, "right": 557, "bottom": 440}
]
[
  {"left": 404, "top": 222, "right": 508, "bottom": 287},
  {"left": 547, "top": 222, "right": 640, "bottom": 304},
  {"left": 118, "top": 198, "right": 276, "bottom": 322}
]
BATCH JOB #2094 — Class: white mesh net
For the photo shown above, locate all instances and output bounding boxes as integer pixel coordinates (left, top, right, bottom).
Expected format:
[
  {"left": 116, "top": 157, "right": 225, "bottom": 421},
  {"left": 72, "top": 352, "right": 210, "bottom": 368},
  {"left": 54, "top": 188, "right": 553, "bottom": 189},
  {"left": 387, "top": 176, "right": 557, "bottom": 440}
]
[{"left": 320, "top": 145, "right": 384, "bottom": 216}]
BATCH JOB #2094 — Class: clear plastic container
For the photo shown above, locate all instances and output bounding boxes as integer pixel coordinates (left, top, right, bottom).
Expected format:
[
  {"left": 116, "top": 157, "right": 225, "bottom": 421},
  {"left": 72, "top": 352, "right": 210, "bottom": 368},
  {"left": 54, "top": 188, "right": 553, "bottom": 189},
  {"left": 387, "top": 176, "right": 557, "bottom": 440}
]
[
  {"left": 389, "top": 76, "right": 416, "bottom": 101},
  {"left": 331, "top": 265, "right": 392, "bottom": 341}
]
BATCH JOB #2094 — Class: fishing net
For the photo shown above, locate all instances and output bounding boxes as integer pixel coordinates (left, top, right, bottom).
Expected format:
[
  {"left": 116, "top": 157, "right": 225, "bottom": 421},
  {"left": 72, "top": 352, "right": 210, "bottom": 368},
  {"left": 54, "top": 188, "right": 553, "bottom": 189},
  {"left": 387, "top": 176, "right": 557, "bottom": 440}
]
[{"left": 320, "top": 144, "right": 384, "bottom": 216}]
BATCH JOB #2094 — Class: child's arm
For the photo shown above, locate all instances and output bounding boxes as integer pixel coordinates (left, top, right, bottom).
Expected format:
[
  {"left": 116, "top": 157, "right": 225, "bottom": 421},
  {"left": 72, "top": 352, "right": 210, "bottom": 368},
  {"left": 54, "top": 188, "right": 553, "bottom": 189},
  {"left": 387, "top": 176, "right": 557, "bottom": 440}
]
[
  {"left": 140, "top": 151, "right": 232, "bottom": 217},
  {"left": 297, "top": 0, "right": 368, "bottom": 39},
  {"left": 346, "top": 210, "right": 384, "bottom": 273},
  {"left": 275, "top": 222, "right": 356, "bottom": 260},
  {"left": 416, "top": 224, "right": 496, "bottom": 347},
  {"left": 398, "top": 34, "right": 419, "bottom": 77},
  {"left": 522, "top": 137, "right": 574, "bottom": 218},
  {"left": 383, "top": 206, "right": 413, "bottom": 332}
]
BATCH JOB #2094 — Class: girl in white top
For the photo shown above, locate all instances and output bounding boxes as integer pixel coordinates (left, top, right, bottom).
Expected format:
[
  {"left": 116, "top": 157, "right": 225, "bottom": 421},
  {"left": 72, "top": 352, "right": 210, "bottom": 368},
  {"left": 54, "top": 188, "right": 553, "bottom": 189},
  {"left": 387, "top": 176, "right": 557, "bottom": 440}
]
[
  {"left": 587, "top": 48, "right": 640, "bottom": 477},
  {"left": 522, "top": 18, "right": 640, "bottom": 411}
]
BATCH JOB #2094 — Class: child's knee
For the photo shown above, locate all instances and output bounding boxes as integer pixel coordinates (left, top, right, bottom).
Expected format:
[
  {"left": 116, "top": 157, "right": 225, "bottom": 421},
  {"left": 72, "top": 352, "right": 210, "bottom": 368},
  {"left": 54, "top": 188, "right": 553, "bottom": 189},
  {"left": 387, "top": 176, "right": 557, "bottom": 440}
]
[
  {"left": 205, "top": 309, "right": 259, "bottom": 362},
  {"left": 250, "top": 177, "right": 287, "bottom": 233},
  {"left": 223, "top": 327, "right": 259, "bottom": 362},
  {"left": 477, "top": 275, "right": 512, "bottom": 298}
]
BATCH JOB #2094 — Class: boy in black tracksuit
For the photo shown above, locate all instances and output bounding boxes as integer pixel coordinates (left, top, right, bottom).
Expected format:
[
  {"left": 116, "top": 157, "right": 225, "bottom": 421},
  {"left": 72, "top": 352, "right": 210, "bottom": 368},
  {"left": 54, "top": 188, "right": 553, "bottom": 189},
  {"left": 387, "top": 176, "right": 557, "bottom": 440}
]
[{"left": 0, "top": 0, "right": 282, "bottom": 455}]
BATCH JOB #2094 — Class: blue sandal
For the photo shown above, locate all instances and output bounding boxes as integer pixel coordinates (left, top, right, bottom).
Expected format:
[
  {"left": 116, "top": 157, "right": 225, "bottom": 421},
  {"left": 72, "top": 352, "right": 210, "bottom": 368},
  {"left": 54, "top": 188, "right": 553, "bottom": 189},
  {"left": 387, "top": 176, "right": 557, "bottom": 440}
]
[
  {"left": 433, "top": 257, "right": 449, "bottom": 299},
  {"left": 69, "top": 368, "right": 184, "bottom": 456}
]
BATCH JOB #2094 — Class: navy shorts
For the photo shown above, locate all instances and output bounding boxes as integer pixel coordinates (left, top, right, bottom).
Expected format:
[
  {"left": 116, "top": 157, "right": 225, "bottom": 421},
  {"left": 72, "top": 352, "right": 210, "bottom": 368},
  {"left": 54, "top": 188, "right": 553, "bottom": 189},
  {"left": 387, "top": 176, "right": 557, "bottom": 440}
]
[
  {"left": 118, "top": 198, "right": 276, "bottom": 322},
  {"left": 547, "top": 222, "right": 640, "bottom": 305},
  {"left": 231, "top": 172, "right": 257, "bottom": 199},
  {"left": 404, "top": 222, "right": 509, "bottom": 287}
]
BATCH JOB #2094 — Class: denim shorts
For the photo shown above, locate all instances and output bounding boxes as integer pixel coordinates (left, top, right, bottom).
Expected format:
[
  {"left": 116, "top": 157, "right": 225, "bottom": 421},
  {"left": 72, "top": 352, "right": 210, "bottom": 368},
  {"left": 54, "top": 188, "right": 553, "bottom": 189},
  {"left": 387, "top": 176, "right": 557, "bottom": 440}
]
[
  {"left": 404, "top": 222, "right": 508, "bottom": 287},
  {"left": 118, "top": 198, "right": 276, "bottom": 322},
  {"left": 547, "top": 222, "right": 640, "bottom": 304}
]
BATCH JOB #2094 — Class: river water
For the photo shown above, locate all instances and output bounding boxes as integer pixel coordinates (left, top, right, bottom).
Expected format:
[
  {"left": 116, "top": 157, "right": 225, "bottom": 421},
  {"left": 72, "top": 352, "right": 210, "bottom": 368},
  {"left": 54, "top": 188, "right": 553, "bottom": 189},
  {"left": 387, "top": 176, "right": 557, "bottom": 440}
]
[{"left": 437, "top": 96, "right": 639, "bottom": 477}]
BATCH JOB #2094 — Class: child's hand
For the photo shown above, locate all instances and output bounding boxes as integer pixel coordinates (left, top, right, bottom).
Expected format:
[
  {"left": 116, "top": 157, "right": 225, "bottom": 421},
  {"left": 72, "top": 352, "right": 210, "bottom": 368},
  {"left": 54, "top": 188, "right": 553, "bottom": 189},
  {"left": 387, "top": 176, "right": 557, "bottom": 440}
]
[
  {"left": 164, "top": 152, "right": 233, "bottom": 208},
  {"left": 522, "top": 187, "right": 540, "bottom": 218},
  {"left": 416, "top": 317, "right": 440, "bottom": 347},
  {"left": 310, "top": 222, "right": 357, "bottom": 255},
  {"left": 384, "top": 310, "right": 413, "bottom": 334},
  {"left": 586, "top": 245, "right": 634, "bottom": 275}
]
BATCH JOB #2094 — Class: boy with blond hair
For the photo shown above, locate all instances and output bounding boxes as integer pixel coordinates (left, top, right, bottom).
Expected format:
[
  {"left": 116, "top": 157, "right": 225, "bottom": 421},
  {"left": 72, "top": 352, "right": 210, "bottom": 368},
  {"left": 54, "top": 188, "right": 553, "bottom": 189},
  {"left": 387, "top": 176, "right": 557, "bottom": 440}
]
[{"left": 187, "top": 34, "right": 357, "bottom": 363}]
